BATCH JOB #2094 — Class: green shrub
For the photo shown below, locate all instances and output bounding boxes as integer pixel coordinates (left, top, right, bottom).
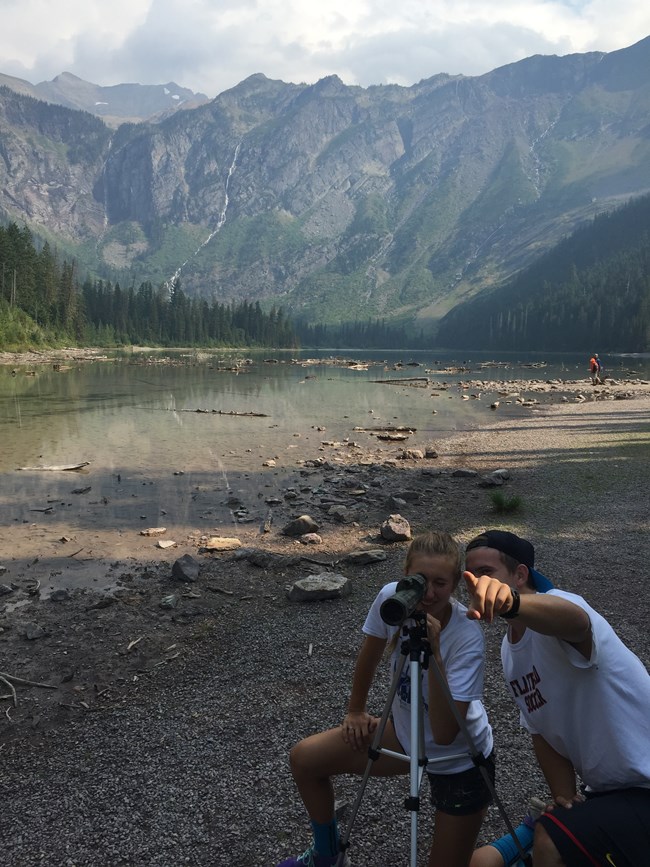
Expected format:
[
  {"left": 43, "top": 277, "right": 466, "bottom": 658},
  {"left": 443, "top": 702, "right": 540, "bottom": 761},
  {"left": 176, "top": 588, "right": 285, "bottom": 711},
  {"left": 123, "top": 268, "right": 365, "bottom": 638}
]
[{"left": 490, "top": 491, "right": 523, "bottom": 514}]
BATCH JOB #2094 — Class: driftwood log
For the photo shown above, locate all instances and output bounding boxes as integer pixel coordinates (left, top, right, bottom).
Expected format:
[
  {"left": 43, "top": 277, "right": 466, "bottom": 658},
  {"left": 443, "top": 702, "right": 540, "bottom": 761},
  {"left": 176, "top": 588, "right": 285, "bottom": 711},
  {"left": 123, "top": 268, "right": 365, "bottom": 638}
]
[
  {"left": 17, "top": 461, "right": 90, "bottom": 471},
  {"left": 180, "top": 409, "right": 269, "bottom": 417}
]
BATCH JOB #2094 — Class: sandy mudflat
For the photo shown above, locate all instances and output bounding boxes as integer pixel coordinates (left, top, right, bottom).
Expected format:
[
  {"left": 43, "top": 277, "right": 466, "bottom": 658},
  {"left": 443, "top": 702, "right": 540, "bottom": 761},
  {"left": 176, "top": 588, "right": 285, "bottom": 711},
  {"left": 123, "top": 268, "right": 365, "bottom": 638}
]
[{"left": 0, "top": 383, "right": 649, "bottom": 865}]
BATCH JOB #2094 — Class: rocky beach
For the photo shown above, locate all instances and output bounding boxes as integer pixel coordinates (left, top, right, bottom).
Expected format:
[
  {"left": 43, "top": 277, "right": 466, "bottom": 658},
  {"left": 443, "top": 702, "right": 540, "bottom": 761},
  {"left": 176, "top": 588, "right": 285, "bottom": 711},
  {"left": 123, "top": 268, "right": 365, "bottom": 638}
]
[{"left": 1, "top": 351, "right": 649, "bottom": 866}]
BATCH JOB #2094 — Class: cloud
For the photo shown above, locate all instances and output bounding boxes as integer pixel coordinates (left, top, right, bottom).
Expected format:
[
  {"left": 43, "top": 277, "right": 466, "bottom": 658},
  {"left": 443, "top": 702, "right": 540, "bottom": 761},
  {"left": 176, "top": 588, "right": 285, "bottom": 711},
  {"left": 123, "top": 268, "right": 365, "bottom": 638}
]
[{"left": 0, "top": 0, "right": 648, "bottom": 96}]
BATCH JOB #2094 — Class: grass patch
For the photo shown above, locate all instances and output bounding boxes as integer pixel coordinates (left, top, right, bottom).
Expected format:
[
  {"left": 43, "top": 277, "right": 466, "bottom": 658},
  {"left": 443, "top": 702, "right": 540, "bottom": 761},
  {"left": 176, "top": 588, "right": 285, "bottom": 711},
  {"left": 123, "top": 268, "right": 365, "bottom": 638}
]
[{"left": 490, "top": 491, "right": 523, "bottom": 514}]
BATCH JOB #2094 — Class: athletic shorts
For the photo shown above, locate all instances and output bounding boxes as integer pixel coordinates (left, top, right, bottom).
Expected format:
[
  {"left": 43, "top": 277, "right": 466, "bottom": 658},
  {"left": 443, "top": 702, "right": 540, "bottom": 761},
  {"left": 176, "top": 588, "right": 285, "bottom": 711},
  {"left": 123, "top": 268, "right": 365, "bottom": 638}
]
[
  {"left": 538, "top": 787, "right": 650, "bottom": 867},
  {"left": 427, "top": 752, "right": 495, "bottom": 816}
]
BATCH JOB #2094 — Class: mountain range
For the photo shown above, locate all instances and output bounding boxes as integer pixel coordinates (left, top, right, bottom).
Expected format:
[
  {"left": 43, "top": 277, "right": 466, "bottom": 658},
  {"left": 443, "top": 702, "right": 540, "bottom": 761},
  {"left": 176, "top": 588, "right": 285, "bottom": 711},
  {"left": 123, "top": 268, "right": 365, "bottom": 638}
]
[{"left": 1, "top": 36, "right": 649, "bottom": 331}]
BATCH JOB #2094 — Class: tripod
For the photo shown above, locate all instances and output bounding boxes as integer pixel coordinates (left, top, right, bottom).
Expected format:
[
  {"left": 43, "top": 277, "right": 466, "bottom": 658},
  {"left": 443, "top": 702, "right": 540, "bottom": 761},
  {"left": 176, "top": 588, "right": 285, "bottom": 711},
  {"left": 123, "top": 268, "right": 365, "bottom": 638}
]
[{"left": 335, "top": 612, "right": 531, "bottom": 867}]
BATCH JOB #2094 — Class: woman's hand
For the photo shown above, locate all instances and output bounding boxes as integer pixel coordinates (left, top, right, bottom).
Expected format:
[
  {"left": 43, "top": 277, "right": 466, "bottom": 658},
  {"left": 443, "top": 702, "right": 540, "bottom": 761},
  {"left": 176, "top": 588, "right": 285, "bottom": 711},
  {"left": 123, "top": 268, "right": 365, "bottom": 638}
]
[
  {"left": 425, "top": 614, "right": 443, "bottom": 657},
  {"left": 340, "top": 711, "right": 378, "bottom": 751}
]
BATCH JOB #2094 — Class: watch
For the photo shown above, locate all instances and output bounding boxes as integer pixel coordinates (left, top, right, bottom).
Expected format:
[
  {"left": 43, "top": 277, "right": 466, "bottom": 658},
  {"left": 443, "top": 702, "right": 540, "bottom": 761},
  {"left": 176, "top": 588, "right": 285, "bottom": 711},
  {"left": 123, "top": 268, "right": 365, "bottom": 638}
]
[{"left": 500, "top": 588, "right": 521, "bottom": 620}]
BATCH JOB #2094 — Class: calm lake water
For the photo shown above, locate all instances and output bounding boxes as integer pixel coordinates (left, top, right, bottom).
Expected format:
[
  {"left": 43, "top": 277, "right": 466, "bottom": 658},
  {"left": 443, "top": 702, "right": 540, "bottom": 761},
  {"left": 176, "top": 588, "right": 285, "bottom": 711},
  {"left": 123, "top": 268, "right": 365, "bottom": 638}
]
[{"left": 1, "top": 348, "right": 648, "bottom": 547}]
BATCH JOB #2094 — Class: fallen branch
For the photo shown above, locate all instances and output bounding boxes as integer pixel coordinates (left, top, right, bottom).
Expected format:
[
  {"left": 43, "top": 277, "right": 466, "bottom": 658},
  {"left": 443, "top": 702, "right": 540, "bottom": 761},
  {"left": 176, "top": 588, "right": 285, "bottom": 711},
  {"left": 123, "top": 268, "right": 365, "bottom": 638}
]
[
  {"left": 370, "top": 377, "right": 429, "bottom": 384},
  {"left": 0, "top": 672, "right": 57, "bottom": 689},
  {"left": 300, "top": 556, "right": 339, "bottom": 567},
  {"left": 0, "top": 676, "right": 17, "bottom": 707},
  {"left": 353, "top": 425, "right": 417, "bottom": 432}
]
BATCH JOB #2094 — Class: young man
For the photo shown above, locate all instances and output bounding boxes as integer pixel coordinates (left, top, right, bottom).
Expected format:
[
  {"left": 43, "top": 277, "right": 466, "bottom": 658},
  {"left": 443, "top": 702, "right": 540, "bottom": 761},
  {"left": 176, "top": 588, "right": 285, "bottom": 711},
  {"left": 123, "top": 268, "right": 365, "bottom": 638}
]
[
  {"left": 464, "top": 530, "right": 650, "bottom": 867},
  {"left": 589, "top": 354, "right": 602, "bottom": 384}
]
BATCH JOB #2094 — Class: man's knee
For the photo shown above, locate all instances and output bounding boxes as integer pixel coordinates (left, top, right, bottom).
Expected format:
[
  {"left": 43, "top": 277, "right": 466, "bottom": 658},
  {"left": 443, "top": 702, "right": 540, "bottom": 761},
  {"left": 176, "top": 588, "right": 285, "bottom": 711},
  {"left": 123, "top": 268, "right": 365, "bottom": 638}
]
[{"left": 532, "top": 823, "right": 564, "bottom": 867}]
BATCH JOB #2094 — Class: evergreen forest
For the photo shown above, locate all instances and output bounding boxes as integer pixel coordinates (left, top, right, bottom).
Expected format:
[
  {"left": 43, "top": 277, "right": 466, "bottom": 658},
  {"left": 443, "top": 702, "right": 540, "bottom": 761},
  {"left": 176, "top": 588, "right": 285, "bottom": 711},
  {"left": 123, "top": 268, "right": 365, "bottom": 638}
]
[
  {"left": 2, "top": 191, "right": 650, "bottom": 352},
  {"left": 0, "top": 222, "right": 416, "bottom": 350},
  {"left": 0, "top": 222, "right": 297, "bottom": 349},
  {"left": 436, "top": 194, "right": 650, "bottom": 352}
]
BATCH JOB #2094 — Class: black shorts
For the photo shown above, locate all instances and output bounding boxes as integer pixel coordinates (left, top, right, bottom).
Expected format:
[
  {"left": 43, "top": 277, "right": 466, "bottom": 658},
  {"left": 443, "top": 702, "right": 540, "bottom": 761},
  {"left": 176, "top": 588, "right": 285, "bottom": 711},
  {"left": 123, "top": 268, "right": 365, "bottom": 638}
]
[
  {"left": 538, "top": 787, "right": 650, "bottom": 867},
  {"left": 427, "top": 752, "right": 495, "bottom": 816}
]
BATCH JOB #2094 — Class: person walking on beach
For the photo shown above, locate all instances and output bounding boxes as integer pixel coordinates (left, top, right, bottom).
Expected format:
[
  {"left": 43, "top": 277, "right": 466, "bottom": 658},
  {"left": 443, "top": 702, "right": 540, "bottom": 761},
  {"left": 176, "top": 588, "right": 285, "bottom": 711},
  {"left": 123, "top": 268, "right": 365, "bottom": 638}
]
[
  {"left": 589, "top": 353, "right": 602, "bottom": 384},
  {"left": 464, "top": 530, "right": 650, "bottom": 867},
  {"left": 276, "top": 530, "right": 495, "bottom": 867}
]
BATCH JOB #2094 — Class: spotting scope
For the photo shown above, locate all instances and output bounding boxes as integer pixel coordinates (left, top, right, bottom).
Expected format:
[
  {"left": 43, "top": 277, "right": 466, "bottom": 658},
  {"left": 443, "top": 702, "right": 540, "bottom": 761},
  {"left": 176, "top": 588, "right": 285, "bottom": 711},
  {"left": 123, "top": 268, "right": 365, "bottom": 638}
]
[{"left": 380, "top": 574, "right": 427, "bottom": 625}]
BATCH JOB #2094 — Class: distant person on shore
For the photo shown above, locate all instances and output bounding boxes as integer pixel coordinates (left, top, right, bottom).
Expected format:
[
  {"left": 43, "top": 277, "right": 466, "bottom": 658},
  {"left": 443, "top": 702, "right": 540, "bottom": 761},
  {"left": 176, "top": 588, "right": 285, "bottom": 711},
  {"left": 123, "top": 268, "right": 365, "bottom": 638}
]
[
  {"left": 276, "top": 530, "right": 495, "bottom": 867},
  {"left": 464, "top": 530, "right": 650, "bottom": 867},
  {"left": 589, "top": 353, "right": 602, "bottom": 384}
]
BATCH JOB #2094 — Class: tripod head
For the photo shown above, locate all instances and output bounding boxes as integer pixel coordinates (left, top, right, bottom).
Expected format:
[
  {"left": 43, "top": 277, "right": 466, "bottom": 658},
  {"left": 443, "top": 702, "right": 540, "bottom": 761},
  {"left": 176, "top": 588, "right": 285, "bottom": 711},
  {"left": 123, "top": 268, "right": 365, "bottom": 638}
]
[{"left": 400, "top": 610, "right": 432, "bottom": 664}]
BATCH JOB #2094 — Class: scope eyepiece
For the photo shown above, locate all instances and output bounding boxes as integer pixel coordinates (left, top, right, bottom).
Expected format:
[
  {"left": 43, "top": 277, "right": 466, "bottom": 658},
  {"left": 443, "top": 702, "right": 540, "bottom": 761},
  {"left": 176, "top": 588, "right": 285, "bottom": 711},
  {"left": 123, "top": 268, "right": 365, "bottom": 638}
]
[{"left": 379, "top": 573, "right": 427, "bottom": 625}]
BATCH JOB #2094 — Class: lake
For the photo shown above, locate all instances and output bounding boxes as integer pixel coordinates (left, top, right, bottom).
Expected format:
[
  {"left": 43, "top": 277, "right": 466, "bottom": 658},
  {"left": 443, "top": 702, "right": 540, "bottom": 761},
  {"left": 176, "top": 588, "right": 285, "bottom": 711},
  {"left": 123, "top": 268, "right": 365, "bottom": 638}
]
[{"left": 1, "top": 347, "right": 648, "bottom": 585}]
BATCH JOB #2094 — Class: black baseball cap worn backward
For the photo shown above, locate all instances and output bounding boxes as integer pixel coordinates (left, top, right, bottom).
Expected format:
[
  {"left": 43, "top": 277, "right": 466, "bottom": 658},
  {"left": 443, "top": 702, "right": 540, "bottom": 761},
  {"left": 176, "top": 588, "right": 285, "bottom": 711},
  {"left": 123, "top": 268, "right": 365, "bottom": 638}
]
[
  {"left": 465, "top": 530, "right": 554, "bottom": 592},
  {"left": 466, "top": 530, "right": 535, "bottom": 568}
]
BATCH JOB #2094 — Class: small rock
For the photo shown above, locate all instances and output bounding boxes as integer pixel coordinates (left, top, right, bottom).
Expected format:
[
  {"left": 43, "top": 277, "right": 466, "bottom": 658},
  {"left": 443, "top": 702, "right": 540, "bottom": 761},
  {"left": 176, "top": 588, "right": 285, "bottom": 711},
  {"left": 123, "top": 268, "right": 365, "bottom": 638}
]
[
  {"left": 140, "top": 527, "right": 167, "bottom": 536},
  {"left": 172, "top": 555, "right": 201, "bottom": 582},
  {"left": 21, "top": 623, "right": 49, "bottom": 641},
  {"left": 49, "top": 589, "right": 71, "bottom": 603},
  {"left": 342, "top": 550, "right": 387, "bottom": 565},
  {"left": 299, "top": 533, "right": 322, "bottom": 545},
  {"left": 400, "top": 448, "right": 424, "bottom": 460},
  {"left": 160, "top": 594, "right": 179, "bottom": 609},
  {"left": 282, "top": 515, "right": 319, "bottom": 537},
  {"left": 203, "top": 537, "right": 242, "bottom": 551}
]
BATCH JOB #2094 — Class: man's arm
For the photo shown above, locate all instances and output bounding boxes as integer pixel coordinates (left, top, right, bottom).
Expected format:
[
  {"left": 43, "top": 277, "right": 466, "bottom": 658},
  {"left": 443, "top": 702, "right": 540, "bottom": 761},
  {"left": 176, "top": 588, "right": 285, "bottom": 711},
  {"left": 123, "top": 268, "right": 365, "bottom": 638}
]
[
  {"left": 464, "top": 571, "right": 592, "bottom": 658},
  {"left": 531, "top": 734, "right": 579, "bottom": 806}
]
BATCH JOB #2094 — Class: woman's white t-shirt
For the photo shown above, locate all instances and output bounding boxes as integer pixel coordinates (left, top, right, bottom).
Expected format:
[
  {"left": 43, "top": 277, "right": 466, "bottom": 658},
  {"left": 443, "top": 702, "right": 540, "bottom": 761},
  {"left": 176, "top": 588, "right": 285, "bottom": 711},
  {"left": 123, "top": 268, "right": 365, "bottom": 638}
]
[{"left": 363, "top": 582, "right": 493, "bottom": 774}]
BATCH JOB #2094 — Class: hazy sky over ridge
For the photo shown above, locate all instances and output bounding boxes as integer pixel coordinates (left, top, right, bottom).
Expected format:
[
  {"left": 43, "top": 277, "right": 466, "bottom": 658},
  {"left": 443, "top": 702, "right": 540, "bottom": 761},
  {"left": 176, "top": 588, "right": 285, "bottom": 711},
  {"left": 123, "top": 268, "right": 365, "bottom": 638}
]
[{"left": 1, "top": 0, "right": 649, "bottom": 97}]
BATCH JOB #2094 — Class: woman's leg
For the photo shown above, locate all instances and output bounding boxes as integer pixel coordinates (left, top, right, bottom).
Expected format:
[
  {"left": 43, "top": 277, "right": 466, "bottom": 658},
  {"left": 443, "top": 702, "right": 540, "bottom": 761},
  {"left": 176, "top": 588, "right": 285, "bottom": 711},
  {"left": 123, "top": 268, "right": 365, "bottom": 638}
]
[
  {"left": 428, "top": 807, "right": 488, "bottom": 867},
  {"left": 289, "top": 718, "right": 408, "bottom": 823},
  {"left": 469, "top": 843, "right": 506, "bottom": 867}
]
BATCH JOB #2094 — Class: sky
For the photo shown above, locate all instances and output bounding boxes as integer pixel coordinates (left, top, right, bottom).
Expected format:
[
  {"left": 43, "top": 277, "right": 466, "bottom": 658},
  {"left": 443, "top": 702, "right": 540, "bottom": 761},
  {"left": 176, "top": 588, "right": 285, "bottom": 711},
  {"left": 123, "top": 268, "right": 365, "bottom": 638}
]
[{"left": 1, "top": 0, "right": 649, "bottom": 98}]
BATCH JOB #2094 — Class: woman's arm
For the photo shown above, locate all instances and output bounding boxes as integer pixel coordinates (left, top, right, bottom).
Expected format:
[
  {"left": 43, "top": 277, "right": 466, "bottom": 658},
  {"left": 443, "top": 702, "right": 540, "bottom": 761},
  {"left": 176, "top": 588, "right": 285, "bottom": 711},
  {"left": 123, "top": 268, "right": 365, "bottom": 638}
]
[
  {"left": 426, "top": 614, "right": 470, "bottom": 745},
  {"left": 343, "top": 634, "right": 387, "bottom": 750}
]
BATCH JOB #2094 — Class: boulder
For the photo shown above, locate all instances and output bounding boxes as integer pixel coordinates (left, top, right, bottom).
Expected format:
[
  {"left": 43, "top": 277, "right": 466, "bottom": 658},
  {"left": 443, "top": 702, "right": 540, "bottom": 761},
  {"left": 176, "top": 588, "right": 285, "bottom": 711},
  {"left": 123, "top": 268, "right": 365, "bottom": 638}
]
[
  {"left": 380, "top": 514, "right": 412, "bottom": 542},
  {"left": 288, "top": 573, "right": 351, "bottom": 602}
]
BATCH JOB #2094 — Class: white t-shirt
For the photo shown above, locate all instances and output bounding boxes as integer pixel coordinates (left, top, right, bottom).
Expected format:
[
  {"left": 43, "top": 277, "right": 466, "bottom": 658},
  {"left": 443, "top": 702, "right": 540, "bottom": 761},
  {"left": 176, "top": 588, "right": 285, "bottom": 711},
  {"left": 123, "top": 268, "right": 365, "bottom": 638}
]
[
  {"left": 363, "top": 582, "right": 493, "bottom": 774},
  {"left": 501, "top": 589, "right": 650, "bottom": 792}
]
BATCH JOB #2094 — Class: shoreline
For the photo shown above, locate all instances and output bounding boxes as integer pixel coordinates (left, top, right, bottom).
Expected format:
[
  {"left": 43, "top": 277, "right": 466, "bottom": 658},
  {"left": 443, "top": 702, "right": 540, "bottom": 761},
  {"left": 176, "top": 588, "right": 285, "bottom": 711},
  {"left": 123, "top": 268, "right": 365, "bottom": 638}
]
[{"left": 1, "top": 383, "right": 649, "bottom": 865}]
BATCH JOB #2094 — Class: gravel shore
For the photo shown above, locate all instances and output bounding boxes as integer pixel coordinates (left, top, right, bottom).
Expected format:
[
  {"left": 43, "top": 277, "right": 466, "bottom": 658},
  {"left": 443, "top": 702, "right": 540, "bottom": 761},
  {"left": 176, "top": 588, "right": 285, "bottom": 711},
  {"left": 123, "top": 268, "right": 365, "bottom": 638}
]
[{"left": 1, "top": 393, "right": 649, "bottom": 866}]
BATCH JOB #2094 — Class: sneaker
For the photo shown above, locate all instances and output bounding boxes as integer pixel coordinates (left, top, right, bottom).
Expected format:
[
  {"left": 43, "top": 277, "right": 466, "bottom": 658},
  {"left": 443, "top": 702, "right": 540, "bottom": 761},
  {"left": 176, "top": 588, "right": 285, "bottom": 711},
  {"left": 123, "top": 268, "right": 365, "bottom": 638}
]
[
  {"left": 525, "top": 796, "right": 547, "bottom": 826},
  {"left": 275, "top": 845, "right": 350, "bottom": 867}
]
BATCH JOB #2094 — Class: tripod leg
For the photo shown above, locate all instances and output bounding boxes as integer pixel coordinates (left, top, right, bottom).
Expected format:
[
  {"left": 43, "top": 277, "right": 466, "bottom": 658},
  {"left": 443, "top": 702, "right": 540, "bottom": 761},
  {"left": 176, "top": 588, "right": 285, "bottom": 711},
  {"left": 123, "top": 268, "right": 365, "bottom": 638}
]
[
  {"left": 426, "top": 652, "right": 531, "bottom": 865},
  {"left": 335, "top": 651, "right": 409, "bottom": 866},
  {"left": 408, "top": 656, "right": 422, "bottom": 867}
]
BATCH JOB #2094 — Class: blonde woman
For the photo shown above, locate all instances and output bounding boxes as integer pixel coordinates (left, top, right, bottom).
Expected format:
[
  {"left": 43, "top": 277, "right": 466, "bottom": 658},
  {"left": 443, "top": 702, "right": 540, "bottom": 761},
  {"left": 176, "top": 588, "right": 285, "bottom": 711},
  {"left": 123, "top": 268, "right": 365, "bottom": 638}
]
[{"left": 277, "top": 530, "right": 494, "bottom": 867}]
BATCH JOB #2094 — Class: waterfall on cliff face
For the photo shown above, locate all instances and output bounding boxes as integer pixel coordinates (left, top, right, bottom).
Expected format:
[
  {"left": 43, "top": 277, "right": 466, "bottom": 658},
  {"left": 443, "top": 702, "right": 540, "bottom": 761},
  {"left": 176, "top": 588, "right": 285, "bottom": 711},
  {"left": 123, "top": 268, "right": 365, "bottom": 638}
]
[{"left": 166, "top": 142, "right": 241, "bottom": 289}]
